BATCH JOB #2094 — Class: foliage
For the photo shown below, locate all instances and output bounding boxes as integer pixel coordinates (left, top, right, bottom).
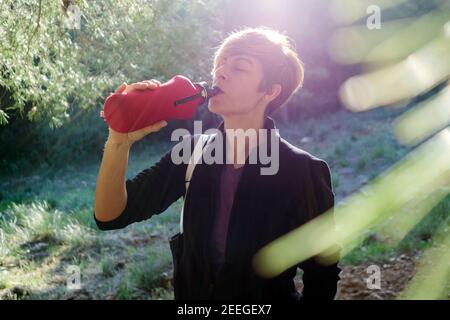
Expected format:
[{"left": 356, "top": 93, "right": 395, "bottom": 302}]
[{"left": 0, "top": 0, "right": 223, "bottom": 126}]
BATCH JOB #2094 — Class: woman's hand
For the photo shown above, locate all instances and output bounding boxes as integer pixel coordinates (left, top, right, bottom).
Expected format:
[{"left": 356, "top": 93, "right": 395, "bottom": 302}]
[{"left": 107, "top": 79, "right": 167, "bottom": 146}]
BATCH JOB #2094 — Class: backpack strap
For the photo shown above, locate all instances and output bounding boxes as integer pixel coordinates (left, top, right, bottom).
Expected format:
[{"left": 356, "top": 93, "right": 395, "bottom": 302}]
[{"left": 180, "top": 133, "right": 216, "bottom": 234}]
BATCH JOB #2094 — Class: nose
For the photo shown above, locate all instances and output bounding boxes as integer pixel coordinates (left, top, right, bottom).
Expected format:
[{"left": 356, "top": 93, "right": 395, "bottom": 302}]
[{"left": 212, "top": 64, "right": 229, "bottom": 84}]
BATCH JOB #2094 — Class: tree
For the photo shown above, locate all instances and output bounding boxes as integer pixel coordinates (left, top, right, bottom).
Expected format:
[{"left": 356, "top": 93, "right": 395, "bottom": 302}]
[{"left": 0, "top": 0, "right": 223, "bottom": 128}]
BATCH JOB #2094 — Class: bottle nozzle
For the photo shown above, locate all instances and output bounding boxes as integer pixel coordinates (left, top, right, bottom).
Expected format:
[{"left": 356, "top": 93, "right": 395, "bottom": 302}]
[
  {"left": 173, "top": 82, "right": 220, "bottom": 106},
  {"left": 205, "top": 86, "right": 221, "bottom": 97}
]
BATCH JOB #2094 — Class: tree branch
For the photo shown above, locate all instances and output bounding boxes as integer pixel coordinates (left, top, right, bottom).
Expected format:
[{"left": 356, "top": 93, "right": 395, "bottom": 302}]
[{"left": 26, "top": 0, "right": 43, "bottom": 57}]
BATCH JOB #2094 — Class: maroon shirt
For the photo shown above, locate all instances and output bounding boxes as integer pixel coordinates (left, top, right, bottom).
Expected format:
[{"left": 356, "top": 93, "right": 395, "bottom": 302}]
[{"left": 209, "top": 163, "right": 244, "bottom": 280}]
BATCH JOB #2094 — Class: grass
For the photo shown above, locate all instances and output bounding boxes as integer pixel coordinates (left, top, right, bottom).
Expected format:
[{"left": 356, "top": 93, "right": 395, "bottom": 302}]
[
  {"left": 0, "top": 147, "right": 181, "bottom": 299},
  {"left": 341, "top": 194, "right": 450, "bottom": 265},
  {"left": 0, "top": 106, "right": 448, "bottom": 299},
  {"left": 129, "top": 244, "right": 173, "bottom": 295},
  {"left": 0, "top": 198, "right": 178, "bottom": 299},
  {"left": 100, "top": 255, "right": 116, "bottom": 278}
]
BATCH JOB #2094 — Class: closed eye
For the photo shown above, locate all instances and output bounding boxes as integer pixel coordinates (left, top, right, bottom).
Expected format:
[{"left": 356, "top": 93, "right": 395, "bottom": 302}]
[{"left": 233, "top": 66, "right": 247, "bottom": 72}]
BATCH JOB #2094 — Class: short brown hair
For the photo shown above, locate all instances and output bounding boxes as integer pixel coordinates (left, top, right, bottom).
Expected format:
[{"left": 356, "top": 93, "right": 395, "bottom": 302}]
[{"left": 213, "top": 27, "right": 304, "bottom": 115}]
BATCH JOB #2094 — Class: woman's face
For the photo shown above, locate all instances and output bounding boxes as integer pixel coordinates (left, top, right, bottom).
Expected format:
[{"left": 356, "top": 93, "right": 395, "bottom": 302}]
[{"left": 208, "top": 53, "right": 269, "bottom": 117}]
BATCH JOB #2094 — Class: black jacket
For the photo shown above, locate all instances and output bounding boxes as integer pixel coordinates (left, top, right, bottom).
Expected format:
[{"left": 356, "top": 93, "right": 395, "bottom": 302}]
[{"left": 94, "top": 117, "right": 341, "bottom": 300}]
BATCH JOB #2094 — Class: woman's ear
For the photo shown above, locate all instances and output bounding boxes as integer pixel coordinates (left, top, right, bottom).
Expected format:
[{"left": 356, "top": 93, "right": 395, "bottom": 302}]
[{"left": 265, "top": 84, "right": 282, "bottom": 103}]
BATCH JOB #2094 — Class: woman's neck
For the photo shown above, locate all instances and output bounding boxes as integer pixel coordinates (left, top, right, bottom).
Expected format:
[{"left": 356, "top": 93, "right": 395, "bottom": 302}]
[
  {"left": 222, "top": 112, "right": 265, "bottom": 168},
  {"left": 223, "top": 112, "right": 265, "bottom": 132}
]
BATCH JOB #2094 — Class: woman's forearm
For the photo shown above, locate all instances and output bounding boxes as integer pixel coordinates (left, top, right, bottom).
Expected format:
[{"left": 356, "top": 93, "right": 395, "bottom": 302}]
[{"left": 94, "top": 139, "right": 132, "bottom": 222}]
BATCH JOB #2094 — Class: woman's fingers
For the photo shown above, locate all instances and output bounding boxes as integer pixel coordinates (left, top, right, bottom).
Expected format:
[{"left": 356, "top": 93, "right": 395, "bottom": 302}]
[
  {"left": 127, "top": 121, "right": 168, "bottom": 142},
  {"left": 126, "top": 80, "right": 160, "bottom": 93},
  {"left": 139, "top": 121, "right": 168, "bottom": 136},
  {"left": 143, "top": 79, "right": 161, "bottom": 87},
  {"left": 114, "top": 79, "right": 160, "bottom": 94},
  {"left": 145, "top": 120, "right": 168, "bottom": 133},
  {"left": 114, "top": 82, "right": 127, "bottom": 93}
]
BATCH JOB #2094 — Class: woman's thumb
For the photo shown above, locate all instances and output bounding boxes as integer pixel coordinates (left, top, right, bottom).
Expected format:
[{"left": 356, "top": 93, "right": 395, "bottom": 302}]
[{"left": 115, "top": 82, "right": 127, "bottom": 94}]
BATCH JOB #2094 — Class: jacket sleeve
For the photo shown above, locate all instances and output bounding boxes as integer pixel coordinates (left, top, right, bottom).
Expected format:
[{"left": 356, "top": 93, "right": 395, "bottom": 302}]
[
  {"left": 93, "top": 145, "right": 187, "bottom": 231},
  {"left": 298, "top": 158, "right": 341, "bottom": 300}
]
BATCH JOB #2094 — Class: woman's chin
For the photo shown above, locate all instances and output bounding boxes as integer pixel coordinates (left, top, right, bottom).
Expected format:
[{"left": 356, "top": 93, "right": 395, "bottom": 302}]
[{"left": 208, "top": 101, "right": 225, "bottom": 115}]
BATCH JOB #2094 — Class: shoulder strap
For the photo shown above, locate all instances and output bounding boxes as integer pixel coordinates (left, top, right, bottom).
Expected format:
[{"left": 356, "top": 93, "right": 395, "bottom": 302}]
[{"left": 180, "top": 133, "right": 215, "bottom": 234}]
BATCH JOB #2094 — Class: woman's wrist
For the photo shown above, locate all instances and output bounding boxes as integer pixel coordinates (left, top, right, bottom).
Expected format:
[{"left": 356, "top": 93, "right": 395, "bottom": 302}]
[{"left": 105, "top": 136, "right": 133, "bottom": 150}]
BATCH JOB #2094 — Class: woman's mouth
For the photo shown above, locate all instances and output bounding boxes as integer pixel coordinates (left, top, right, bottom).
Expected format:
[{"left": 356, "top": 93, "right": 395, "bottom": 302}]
[
  {"left": 210, "top": 87, "right": 224, "bottom": 100},
  {"left": 213, "top": 86, "right": 224, "bottom": 95}
]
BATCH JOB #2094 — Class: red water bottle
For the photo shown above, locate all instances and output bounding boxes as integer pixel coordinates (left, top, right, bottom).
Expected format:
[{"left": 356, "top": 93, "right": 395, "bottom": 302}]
[{"left": 101, "top": 75, "right": 219, "bottom": 133}]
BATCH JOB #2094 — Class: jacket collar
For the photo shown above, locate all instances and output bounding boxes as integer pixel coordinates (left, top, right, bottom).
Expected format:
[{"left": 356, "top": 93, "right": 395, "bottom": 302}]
[
  {"left": 216, "top": 116, "right": 277, "bottom": 133},
  {"left": 209, "top": 116, "right": 279, "bottom": 167}
]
